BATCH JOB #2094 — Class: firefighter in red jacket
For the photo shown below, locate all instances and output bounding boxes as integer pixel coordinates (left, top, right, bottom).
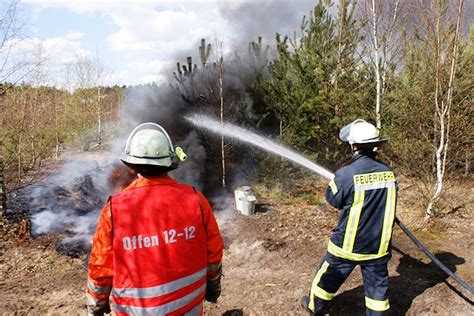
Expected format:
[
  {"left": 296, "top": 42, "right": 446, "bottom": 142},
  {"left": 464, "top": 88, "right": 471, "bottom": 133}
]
[{"left": 86, "top": 123, "right": 224, "bottom": 316}]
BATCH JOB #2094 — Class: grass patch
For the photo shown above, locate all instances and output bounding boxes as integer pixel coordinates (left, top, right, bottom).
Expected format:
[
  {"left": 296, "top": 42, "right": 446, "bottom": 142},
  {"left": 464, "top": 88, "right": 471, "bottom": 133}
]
[{"left": 252, "top": 178, "right": 326, "bottom": 205}]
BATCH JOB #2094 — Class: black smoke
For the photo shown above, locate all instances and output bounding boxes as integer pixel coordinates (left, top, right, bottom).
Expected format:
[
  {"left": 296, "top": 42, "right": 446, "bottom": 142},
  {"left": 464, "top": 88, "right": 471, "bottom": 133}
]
[{"left": 22, "top": 1, "right": 326, "bottom": 256}]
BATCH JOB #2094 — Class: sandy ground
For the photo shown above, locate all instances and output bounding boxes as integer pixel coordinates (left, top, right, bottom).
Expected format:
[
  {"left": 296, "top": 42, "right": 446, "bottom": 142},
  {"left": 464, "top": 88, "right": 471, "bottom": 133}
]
[{"left": 0, "top": 177, "right": 473, "bottom": 316}]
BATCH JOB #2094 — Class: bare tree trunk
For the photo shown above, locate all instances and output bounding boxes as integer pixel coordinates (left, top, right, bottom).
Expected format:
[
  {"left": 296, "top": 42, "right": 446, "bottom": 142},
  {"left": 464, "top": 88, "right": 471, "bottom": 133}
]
[
  {"left": 279, "top": 120, "right": 283, "bottom": 139},
  {"left": 0, "top": 153, "right": 5, "bottom": 214},
  {"left": 17, "top": 134, "right": 21, "bottom": 181},
  {"left": 359, "top": 0, "right": 405, "bottom": 130},
  {"left": 381, "top": 1, "right": 400, "bottom": 94},
  {"left": 219, "top": 60, "right": 226, "bottom": 188},
  {"left": 55, "top": 101, "right": 60, "bottom": 159},
  {"left": 465, "top": 150, "right": 470, "bottom": 176},
  {"left": 371, "top": 0, "right": 382, "bottom": 129},
  {"left": 97, "top": 87, "right": 102, "bottom": 145},
  {"left": 17, "top": 97, "right": 28, "bottom": 183},
  {"left": 426, "top": 0, "right": 464, "bottom": 217},
  {"left": 31, "top": 89, "right": 38, "bottom": 168},
  {"left": 334, "top": 0, "right": 345, "bottom": 94}
]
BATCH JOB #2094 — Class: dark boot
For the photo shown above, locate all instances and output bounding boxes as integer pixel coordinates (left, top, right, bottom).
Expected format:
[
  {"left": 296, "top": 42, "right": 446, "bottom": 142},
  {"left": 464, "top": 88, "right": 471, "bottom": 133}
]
[
  {"left": 300, "top": 295, "right": 314, "bottom": 315},
  {"left": 300, "top": 295, "right": 328, "bottom": 316}
]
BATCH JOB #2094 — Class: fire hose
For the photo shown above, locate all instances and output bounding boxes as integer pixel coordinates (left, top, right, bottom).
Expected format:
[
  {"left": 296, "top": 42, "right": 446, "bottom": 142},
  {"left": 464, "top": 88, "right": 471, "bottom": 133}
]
[
  {"left": 324, "top": 171, "right": 474, "bottom": 296},
  {"left": 185, "top": 114, "right": 473, "bottom": 296},
  {"left": 394, "top": 217, "right": 474, "bottom": 295}
]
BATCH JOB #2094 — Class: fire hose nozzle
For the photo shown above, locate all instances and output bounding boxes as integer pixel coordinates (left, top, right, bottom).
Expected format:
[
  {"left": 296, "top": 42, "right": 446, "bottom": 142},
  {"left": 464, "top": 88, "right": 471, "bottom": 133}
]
[{"left": 175, "top": 146, "right": 187, "bottom": 162}]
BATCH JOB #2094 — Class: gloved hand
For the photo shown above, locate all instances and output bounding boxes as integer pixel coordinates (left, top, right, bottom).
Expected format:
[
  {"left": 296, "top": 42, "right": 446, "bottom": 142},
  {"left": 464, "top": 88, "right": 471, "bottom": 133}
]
[
  {"left": 87, "top": 299, "right": 111, "bottom": 316},
  {"left": 205, "top": 275, "right": 222, "bottom": 303}
]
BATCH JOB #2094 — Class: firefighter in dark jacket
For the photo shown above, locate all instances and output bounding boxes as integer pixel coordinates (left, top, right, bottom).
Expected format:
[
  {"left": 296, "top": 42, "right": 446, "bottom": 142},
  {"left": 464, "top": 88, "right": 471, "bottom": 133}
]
[{"left": 302, "top": 119, "right": 397, "bottom": 316}]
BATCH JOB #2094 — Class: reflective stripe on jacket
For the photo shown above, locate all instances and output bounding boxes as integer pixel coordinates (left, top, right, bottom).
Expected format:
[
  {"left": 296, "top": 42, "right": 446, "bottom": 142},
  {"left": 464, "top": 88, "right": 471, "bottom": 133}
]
[
  {"left": 325, "top": 153, "right": 397, "bottom": 262},
  {"left": 87, "top": 175, "right": 224, "bottom": 316}
]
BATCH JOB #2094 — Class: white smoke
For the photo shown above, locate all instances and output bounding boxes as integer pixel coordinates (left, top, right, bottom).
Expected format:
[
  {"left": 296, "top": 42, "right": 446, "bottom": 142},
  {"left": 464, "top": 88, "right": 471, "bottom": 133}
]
[
  {"left": 25, "top": 83, "right": 209, "bottom": 253},
  {"left": 23, "top": 154, "right": 114, "bottom": 254},
  {"left": 23, "top": 1, "right": 332, "bottom": 254}
]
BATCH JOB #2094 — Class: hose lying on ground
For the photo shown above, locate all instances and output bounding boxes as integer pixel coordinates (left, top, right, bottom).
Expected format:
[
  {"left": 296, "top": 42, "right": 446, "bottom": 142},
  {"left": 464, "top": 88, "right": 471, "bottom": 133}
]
[
  {"left": 323, "top": 171, "right": 473, "bottom": 296},
  {"left": 394, "top": 217, "right": 474, "bottom": 295},
  {"left": 186, "top": 115, "right": 473, "bottom": 297}
]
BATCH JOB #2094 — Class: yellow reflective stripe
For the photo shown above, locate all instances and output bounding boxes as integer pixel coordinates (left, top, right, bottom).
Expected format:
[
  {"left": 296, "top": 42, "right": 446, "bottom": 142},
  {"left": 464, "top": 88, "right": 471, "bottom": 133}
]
[
  {"left": 329, "top": 180, "right": 338, "bottom": 195},
  {"left": 354, "top": 172, "right": 395, "bottom": 186},
  {"left": 343, "top": 189, "right": 365, "bottom": 252},
  {"left": 378, "top": 186, "right": 396, "bottom": 255},
  {"left": 355, "top": 181, "right": 396, "bottom": 191},
  {"left": 328, "top": 241, "right": 387, "bottom": 261},
  {"left": 308, "top": 261, "right": 332, "bottom": 311},
  {"left": 365, "top": 296, "right": 390, "bottom": 311},
  {"left": 354, "top": 172, "right": 395, "bottom": 191},
  {"left": 313, "top": 286, "right": 335, "bottom": 300}
]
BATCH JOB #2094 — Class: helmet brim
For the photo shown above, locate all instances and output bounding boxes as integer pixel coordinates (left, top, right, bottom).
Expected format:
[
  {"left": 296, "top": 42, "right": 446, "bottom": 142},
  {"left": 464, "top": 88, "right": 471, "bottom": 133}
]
[
  {"left": 121, "top": 160, "right": 178, "bottom": 176},
  {"left": 352, "top": 138, "right": 388, "bottom": 148},
  {"left": 122, "top": 155, "right": 173, "bottom": 167}
]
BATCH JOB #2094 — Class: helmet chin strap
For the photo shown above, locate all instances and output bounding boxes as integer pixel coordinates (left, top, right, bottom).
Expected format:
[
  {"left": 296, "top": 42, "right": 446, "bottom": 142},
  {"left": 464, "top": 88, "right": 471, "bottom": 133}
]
[{"left": 351, "top": 144, "right": 378, "bottom": 154}]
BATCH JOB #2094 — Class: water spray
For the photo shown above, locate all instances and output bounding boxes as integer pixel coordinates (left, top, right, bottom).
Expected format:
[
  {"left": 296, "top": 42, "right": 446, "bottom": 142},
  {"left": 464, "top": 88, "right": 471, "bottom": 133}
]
[
  {"left": 185, "top": 113, "right": 474, "bottom": 296},
  {"left": 185, "top": 114, "right": 334, "bottom": 180}
]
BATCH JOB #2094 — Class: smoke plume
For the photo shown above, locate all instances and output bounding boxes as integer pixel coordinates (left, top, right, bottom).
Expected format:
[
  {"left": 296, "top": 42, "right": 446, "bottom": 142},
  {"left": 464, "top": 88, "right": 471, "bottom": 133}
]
[
  {"left": 217, "top": 0, "right": 316, "bottom": 49},
  {"left": 25, "top": 155, "right": 115, "bottom": 255},
  {"left": 23, "top": 1, "right": 323, "bottom": 255}
]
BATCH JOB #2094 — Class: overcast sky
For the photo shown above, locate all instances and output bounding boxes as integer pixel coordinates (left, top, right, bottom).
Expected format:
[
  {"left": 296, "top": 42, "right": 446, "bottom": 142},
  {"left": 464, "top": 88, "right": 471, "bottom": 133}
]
[{"left": 15, "top": 0, "right": 316, "bottom": 86}]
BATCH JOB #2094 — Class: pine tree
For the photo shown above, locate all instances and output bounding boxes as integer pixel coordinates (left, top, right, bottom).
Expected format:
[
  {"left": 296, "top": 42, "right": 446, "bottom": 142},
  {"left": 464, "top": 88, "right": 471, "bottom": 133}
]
[{"left": 252, "top": 0, "right": 369, "bottom": 164}]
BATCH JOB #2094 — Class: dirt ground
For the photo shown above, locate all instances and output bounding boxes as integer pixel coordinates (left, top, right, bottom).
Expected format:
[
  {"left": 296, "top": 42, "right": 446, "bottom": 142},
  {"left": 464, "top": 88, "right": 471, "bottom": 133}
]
[{"left": 0, "top": 175, "right": 473, "bottom": 315}]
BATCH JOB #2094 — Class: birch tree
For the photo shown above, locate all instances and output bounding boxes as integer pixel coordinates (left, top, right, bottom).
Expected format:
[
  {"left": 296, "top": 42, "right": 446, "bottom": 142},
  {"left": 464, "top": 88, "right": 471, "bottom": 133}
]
[
  {"left": 65, "top": 53, "right": 110, "bottom": 148},
  {"left": 208, "top": 37, "right": 226, "bottom": 188},
  {"left": 218, "top": 54, "right": 226, "bottom": 188},
  {"left": 0, "top": 0, "right": 41, "bottom": 83},
  {"left": 426, "top": 0, "right": 465, "bottom": 217},
  {"left": 174, "top": 37, "right": 257, "bottom": 188},
  {"left": 358, "top": 0, "right": 404, "bottom": 129}
]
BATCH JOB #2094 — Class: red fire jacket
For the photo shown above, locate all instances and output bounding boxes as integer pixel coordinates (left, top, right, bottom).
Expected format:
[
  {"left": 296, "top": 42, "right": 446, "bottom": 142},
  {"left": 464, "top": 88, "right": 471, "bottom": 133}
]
[{"left": 87, "top": 175, "right": 224, "bottom": 316}]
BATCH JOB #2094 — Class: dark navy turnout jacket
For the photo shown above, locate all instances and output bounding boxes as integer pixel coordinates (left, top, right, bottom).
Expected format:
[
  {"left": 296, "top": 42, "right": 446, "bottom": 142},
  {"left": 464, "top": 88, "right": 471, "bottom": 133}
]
[{"left": 325, "top": 152, "right": 397, "bottom": 262}]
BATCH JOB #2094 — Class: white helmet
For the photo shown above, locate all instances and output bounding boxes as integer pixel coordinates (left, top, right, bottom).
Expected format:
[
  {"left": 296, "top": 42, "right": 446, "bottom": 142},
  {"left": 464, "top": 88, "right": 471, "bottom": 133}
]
[
  {"left": 339, "top": 119, "right": 387, "bottom": 147},
  {"left": 122, "top": 122, "right": 187, "bottom": 167}
]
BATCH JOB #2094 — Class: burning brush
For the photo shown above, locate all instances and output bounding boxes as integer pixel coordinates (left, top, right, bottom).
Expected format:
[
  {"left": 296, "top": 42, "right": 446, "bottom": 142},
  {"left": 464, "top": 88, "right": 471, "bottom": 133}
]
[{"left": 108, "top": 162, "right": 138, "bottom": 193}]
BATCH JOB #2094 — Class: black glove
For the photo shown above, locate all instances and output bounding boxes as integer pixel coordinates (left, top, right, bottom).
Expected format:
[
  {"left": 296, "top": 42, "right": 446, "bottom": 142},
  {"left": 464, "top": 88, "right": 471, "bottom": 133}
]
[
  {"left": 205, "top": 276, "right": 222, "bottom": 303},
  {"left": 88, "top": 300, "right": 111, "bottom": 316}
]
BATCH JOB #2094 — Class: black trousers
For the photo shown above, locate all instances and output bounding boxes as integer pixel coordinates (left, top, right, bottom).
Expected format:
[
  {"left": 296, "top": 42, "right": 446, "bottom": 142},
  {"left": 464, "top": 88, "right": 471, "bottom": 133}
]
[{"left": 308, "top": 252, "right": 390, "bottom": 316}]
